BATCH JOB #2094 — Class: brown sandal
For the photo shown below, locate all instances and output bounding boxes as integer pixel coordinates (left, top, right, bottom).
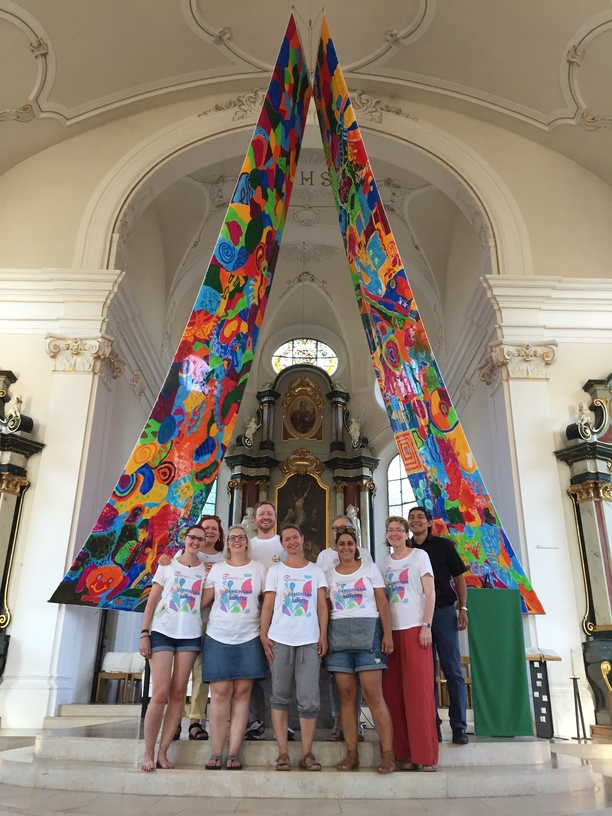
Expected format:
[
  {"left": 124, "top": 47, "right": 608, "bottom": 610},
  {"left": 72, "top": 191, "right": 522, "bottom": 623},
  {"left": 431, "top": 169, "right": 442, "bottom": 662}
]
[
  {"left": 377, "top": 750, "right": 396, "bottom": 774},
  {"left": 276, "top": 752, "right": 291, "bottom": 771},
  {"left": 401, "top": 760, "right": 421, "bottom": 771},
  {"left": 337, "top": 749, "right": 359, "bottom": 771},
  {"left": 299, "top": 752, "right": 321, "bottom": 771}
]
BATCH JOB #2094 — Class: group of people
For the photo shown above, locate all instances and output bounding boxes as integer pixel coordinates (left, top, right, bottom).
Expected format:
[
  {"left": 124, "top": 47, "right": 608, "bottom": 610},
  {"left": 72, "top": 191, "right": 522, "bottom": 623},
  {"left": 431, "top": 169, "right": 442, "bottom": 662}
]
[{"left": 139, "top": 500, "right": 470, "bottom": 774}]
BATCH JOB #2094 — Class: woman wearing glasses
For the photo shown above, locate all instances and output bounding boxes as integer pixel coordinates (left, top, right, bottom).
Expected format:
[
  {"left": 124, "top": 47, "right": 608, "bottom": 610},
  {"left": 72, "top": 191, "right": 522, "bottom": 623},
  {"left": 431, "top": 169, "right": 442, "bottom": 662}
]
[
  {"left": 157, "top": 516, "right": 225, "bottom": 741},
  {"left": 139, "top": 524, "right": 207, "bottom": 771},
  {"left": 201, "top": 524, "right": 267, "bottom": 770}
]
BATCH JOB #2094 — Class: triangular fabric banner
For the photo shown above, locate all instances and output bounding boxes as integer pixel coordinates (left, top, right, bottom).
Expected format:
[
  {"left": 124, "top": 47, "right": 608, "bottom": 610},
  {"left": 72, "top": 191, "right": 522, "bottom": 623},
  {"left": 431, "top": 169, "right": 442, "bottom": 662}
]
[
  {"left": 50, "top": 16, "right": 310, "bottom": 610},
  {"left": 313, "top": 18, "right": 543, "bottom": 614}
]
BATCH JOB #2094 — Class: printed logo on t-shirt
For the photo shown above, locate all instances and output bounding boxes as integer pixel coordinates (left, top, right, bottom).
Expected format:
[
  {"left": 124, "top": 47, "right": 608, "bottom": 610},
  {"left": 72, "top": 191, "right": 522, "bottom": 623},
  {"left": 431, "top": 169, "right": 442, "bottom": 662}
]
[
  {"left": 384, "top": 566, "right": 410, "bottom": 605},
  {"left": 282, "top": 575, "right": 313, "bottom": 617},
  {"left": 331, "top": 577, "right": 366, "bottom": 611},
  {"left": 165, "top": 572, "right": 203, "bottom": 615},
  {"left": 220, "top": 573, "right": 254, "bottom": 614}
]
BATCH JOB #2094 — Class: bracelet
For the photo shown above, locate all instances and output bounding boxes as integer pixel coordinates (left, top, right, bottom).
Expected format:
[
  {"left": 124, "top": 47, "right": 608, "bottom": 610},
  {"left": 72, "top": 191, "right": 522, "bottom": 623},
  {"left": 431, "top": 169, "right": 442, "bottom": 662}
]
[
  {"left": 421, "top": 622, "right": 431, "bottom": 628},
  {"left": 141, "top": 628, "right": 149, "bottom": 634},
  {"left": 460, "top": 606, "right": 468, "bottom": 611},
  {"left": 140, "top": 633, "right": 150, "bottom": 638}
]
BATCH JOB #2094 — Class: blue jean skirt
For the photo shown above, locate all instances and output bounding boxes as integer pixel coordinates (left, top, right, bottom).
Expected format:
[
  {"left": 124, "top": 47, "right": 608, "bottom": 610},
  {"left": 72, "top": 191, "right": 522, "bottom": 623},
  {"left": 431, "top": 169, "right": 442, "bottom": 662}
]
[{"left": 201, "top": 634, "right": 267, "bottom": 682}]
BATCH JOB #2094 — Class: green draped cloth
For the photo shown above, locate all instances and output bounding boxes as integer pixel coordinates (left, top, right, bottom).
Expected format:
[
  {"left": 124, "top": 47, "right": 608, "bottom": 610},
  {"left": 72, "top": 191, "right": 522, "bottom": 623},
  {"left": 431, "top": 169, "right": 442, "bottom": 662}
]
[{"left": 467, "top": 588, "right": 533, "bottom": 736}]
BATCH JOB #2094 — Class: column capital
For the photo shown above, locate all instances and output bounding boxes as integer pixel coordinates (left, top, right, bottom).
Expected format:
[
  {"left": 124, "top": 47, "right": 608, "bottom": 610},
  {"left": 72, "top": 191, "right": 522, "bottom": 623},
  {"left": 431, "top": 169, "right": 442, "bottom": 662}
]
[
  {"left": 44, "top": 334, "right": 125, "bottom": 381},
  {"left": 488, "top": 340, "right": 558, "bottom": 381}
]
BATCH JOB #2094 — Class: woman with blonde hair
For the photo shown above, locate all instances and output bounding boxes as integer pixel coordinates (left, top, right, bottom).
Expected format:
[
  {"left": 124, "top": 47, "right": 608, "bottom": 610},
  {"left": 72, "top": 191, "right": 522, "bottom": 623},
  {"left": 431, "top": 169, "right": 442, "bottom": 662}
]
[{"left": 201, "top": 524, "right": 267, "bottom": 770}]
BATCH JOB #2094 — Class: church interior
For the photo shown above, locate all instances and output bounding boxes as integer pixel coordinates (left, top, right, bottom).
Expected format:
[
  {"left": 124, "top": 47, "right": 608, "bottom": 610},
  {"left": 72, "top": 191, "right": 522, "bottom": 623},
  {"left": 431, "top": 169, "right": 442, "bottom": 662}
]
[{"left": 2, "top": 1, "right": 612, "bottom": 812}]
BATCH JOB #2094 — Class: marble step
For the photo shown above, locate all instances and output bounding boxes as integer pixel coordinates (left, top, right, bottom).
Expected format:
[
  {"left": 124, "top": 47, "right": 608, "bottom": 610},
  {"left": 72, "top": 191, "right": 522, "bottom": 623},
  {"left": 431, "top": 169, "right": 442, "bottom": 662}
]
[
  {"left": 0, "top": 745, "right": 593, "bottom": 799},
  {"left": 34, "top": 733, "right": 552, "bottom": 768}
]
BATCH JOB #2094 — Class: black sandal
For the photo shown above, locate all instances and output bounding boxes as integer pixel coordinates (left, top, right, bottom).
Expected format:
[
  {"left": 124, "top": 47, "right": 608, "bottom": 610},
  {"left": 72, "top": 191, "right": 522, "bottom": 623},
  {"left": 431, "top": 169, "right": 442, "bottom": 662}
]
[
  {"left": 226, "top": 755, "right": 242, "bottom": 770},
  {"left": 173, "top": 723, "right": 182, "bottom": 741},
  {"left": 188, "top": 722, "right": 209, "bottom": 740}
]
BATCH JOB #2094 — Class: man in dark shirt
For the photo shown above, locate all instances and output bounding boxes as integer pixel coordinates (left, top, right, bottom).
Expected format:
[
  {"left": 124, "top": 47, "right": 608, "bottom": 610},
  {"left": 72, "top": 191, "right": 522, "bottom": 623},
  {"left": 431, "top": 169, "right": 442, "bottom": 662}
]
[{"left": 408, "top": 506, "right": 469, "bottom": 745}]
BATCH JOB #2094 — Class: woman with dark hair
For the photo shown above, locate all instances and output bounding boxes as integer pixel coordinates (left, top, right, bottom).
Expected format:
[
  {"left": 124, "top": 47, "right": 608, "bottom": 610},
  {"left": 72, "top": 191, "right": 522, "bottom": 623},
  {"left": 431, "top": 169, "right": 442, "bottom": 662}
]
[
  {"left": 139, "top": 526, "right": 206, "bottom": 771},
  {"left": 380, "top": 515, "right": 438, "bottom": 772},
  {"left": 188, "top": 516, "right": 224, "bottom": 739},
  {"left": 158, "top": 518, "right": 226, "bottom": 740},
  {"left": 324, "top": 527, "right": 396, "bottom": 773}
]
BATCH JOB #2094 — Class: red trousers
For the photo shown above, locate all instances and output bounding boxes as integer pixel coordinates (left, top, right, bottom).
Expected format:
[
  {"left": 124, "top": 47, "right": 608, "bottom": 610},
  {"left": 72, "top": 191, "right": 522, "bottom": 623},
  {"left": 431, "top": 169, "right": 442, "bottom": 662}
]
[{"left": 382, "top": 627, "right": 439, "bottom": 766}]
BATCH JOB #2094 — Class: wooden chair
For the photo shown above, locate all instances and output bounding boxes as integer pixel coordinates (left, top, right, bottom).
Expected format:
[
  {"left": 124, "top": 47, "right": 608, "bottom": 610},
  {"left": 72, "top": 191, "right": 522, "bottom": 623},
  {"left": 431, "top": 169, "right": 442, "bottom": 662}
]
[
  {"left": 95, "top": 670, "right": 129, "bottom": 703},
  {"left": 461, "top": 656, "right": 473, "bottom": 708}
]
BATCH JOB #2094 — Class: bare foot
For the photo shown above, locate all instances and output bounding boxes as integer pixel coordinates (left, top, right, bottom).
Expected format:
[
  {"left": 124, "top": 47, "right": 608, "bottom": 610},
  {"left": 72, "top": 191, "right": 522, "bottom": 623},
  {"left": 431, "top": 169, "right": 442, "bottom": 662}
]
[
  {"left": 156, "top": 756, "right": 175, "bottom": 769},
  {"left": 141, "top": 757, "right": 155, "bottom": 772}
]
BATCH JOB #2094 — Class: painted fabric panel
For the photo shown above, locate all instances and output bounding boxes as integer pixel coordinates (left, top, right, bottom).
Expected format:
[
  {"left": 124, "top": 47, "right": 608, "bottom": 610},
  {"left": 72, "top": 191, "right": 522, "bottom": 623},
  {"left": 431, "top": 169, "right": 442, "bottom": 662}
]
[
  {"left": 50, "top": 16, "right": 310, "bottom": 611},
  {"left": 313, "top": 18, "right": 542, "bottom": 614}
]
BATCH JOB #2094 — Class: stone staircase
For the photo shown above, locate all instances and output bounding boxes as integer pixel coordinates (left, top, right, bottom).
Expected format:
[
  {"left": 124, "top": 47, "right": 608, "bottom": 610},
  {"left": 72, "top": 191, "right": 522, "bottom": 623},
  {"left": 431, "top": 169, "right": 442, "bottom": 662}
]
[{"left": 0, "top": 727, "right": 594, "bottom": 799}]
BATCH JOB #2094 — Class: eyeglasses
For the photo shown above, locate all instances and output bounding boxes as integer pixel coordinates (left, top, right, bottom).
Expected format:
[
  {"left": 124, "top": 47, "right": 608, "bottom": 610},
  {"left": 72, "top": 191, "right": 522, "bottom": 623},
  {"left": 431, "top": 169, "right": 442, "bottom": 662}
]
[
  {"left": 185, "top": 534, "right": 205, "bottom": 542},
  {"left": 386, "top": 527, "right": 407, "bottom": 534},
  {"left": 332, "top": 524, "right": 355, "bottom": 532},
  {"left": 228, "top": 535, "right": 247, "bottom": 542}
]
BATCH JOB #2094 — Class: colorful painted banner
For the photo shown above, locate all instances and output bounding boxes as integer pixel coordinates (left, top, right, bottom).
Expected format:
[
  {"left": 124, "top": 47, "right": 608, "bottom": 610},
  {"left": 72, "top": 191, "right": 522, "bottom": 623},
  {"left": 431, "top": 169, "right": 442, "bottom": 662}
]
[
  {"left": 50, "top": 16, "right": 311, "bottom": 611},
  {"left": 313, "top": 18, "right": 543, "bottom": 613}
]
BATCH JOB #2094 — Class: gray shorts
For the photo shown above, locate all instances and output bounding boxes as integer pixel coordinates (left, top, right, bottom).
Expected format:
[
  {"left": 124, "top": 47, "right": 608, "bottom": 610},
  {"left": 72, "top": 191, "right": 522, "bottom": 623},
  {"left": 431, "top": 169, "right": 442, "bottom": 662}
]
[{"left": 269, "top": 642, "right": 321, "bottom": 719}]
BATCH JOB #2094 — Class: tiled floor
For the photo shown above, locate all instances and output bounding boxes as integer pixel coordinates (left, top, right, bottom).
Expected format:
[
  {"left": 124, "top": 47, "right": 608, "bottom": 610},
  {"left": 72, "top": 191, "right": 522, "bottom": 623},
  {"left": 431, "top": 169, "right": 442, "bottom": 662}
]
[{"left": 0, "top": 780, "right": 611, "bottom": 816}]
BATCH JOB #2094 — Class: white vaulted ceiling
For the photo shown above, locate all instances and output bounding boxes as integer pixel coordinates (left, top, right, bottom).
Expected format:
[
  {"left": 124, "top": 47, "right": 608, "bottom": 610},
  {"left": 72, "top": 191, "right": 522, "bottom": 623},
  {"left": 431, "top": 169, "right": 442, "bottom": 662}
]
[{"left": 1, "top": 0, "right": 612, "bottom": 183}]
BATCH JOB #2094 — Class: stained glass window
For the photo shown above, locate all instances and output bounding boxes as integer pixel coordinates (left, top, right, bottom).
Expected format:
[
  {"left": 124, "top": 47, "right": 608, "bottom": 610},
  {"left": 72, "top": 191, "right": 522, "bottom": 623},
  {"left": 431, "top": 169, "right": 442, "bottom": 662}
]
[
  {"left": 271, "top": 339, "right": 338, "bottom": 374},
  {"left": 387, "top": 454, "right": 417, "bottom": 518}
]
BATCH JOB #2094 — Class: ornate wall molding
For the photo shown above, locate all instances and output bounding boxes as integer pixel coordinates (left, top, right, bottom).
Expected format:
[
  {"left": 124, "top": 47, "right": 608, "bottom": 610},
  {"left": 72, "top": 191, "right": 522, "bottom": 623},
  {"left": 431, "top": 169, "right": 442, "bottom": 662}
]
[
  {"left": 0, "top": 473, "right": 29, "bottom": 496},
  {"left": 44, "top": 334, "right": 119, "bottom": 375},
  {"left": 563, "top": 13, "right": 612, "bottom": 132},
  {"left": 0, "top": 2, "right": 53, "bottom": 124},
  {"left": 281, "top": 270, "right": 333, "bottom": 301},
  {"left": 279, "top": 447, "right": 325, "bottom": 477},
  {"left": 568, "top": 482, "right": 612, "bottom": 503},
  {"left": 488, "top": 341, "right": 557, "bottom": 381}
]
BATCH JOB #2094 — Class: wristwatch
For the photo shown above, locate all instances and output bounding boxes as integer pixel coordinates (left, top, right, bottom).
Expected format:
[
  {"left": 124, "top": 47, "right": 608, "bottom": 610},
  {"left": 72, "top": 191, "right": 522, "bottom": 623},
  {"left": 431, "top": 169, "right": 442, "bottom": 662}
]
[{"left": 421, "top": 622, "right": 431, "bottom": 628}]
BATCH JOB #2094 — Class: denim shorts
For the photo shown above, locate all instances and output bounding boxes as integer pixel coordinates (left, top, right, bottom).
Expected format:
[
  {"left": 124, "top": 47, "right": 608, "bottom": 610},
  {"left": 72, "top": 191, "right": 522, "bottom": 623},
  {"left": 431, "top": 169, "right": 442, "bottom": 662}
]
[
  {"left": 324, "top": 626, "right": 388, "bottom": 674},
  {"left": 149, "top": 630, "right": 201, "bottom": 653},
  {"left": 201, "top": 634, "right": 267, "bottom": 682}
]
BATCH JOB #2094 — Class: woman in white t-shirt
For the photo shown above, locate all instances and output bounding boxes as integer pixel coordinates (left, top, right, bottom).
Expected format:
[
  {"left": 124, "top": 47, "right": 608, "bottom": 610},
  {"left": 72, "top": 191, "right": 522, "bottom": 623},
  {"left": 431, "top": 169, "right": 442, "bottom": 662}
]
[
  {"left": 325, "top": 527, "right": 396, "bottom": 773},
  {"left": 379, "top": 516, "right": 438, "bottom": 771},
  {"left": 201, "top": 524, "right": 267, "bottom": 770},
  {"left": 157, "top": 516, "right": 226, "bottom": 741},
  {"left": 139, "top": 525, "right": 207, "bottom": 772},
  {"left": 260, "top": 524, "right": 328, "bottom": 772}
]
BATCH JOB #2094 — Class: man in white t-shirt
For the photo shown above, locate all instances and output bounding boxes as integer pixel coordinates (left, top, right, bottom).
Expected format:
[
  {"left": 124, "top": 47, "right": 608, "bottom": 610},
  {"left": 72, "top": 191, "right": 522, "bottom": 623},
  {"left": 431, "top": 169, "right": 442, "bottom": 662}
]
[
  {"left": 245, "top": 501, "right": 290, "bottom": 741},
  {"left": 249, "top": 501, "right": 286, "bottom": 570}
]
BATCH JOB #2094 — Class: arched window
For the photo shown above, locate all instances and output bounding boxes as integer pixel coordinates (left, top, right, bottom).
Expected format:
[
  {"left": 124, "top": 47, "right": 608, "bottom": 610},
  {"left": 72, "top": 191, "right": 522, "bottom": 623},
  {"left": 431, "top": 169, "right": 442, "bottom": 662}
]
[
  {"left": 201, "top": 478, "right": 217, "bottom": 517},
  {"left": 387, "top": 454, "right": 417, "bottom": 518},
  {"left": 271, "top": 338, "right": 338, "bottom": 375}
]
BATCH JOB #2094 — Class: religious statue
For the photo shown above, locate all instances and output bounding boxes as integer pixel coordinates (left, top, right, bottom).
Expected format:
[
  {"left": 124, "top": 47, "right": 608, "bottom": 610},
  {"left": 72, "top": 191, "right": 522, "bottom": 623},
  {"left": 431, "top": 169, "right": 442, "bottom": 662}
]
[
  {"left": 346, "top": 408, "right": 366, "bottom": 448},
  {"left": 0, "top": 394, "right": 23, "bottom": 434},
  {"left": 242, "top": 412, "right": 261, "bottom": 448},
  {"left": 241, "top": 507, "right": 258, "bottom": 539},
  {"left": 577, "top": 402, "right": 593, "bottom": 441},
  {"left": 346, "top": 504, "right": 361, "bottom": 541}
]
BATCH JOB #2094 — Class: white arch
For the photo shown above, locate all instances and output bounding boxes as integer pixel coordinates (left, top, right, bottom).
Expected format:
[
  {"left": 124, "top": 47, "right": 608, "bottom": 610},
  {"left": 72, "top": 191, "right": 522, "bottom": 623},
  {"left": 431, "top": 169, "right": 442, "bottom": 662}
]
[{"left": 73, "top": 101, "right": 533, "bottom": 278}]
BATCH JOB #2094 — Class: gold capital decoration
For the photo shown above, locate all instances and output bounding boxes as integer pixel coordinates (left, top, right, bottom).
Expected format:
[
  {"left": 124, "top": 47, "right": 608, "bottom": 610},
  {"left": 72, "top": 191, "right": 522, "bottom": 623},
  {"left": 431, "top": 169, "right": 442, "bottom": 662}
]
[
  {"left": 0, "top": 474, "right": 29, "bottom": 495},
  {"left": 226, "top": 478, "right": 245, "bottom": 496},
  {"left": 279, "top": 447, "right": 325, "bottom": 477},
  {"left": 361, "top": 479, "right": 376, "bottom": 495},
  {"left": 334, "top": 480, "right": 347, "bottom": 493},
  {"left": 568, "top": 482, "right": 612, "bottom": 503}
]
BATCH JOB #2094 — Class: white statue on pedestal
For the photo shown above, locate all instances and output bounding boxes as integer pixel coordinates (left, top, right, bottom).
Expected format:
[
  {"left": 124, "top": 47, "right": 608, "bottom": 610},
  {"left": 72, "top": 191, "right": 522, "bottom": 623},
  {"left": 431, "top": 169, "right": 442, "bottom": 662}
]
[
  {"left": 345, "top": 504, "right": 361, "bottom": 542},
  {"left": 241, "top": 507, "right": 258, "bottom": 540}
]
